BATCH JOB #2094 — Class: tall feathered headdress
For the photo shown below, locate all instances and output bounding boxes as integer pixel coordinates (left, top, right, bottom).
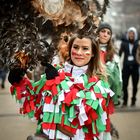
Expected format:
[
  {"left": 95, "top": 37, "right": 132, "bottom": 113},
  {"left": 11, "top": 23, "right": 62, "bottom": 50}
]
[
  {"left": 32, "top": 0, "right": 110, "bottom": 37},
  {"left": 0, "top": 0, "right": 110, "bottom": 69}
]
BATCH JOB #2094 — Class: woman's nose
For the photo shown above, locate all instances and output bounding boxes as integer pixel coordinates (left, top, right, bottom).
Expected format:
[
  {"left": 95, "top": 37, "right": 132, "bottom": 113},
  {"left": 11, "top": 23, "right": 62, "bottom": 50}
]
[
  {"left": 104, "top": 32, "right": 108, "bottom": 36},
  {"left": 77, "top": 49, "right": 83, "bottom": 55}
]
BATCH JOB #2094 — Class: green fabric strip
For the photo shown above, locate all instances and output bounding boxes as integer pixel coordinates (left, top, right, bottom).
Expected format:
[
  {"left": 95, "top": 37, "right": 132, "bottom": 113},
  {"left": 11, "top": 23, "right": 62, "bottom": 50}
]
[
  {"left": 97, "top": 106, "right": 104, "bottom": 115},
  {"left": 54, "top": 113, "right": 62, "bottom": 124},
  {"left": 78, "top": 90, "right": 85, "bottom": 98},
  {"left": 86, "top": 99, "right": 93, "bottom": 106},
  {"left": 36, "top": 123, "right": 42, "bottom": 134},
  {"left": 101, "top": 80, "right": 109, "bottom": 88},
  {"left": 69, "top": 106, "right": 76, "bottom": 119},
  {"left": 94, "top": 86, "right": 101, "bottom": 93},
  {"left": 96, "top": 118, "right": 106, "bottom": 132},
  {"left": 71, "top": 98, "right": 80, "bottom": 105},
  {"left": 85, "top": 91, "right": 92, "bottom": 99},
  {"left": 35, "top": 75, "right": 46, "bottom": 94},
  {"left": 86, "top": 82, "right": 96, "bottom": 89},
  {"left": 64, "top": 113, "right": 70, "bottom": 126},
  {"left": 28, "top": 111, "right": 34, "bottom": 118},
  {"left": 57, "top": 85, "right": 61, "bottom": 93},
  {"left": 92, "top": 122, "right": 96, "bottom": 134},
  {"left": 43, "top": 112, "right": 54, "bottom": 123},
  {"left": 83, "top": 74, "right": 88, "bottom": 88},
  {"left": 83, "top": 127, "right": 88, "bottom": 133},
  {"left": 91, "top": 100, "right": 99, "bottom": 110},
  {"left": 60, "top": 80, "right": 69, "bottom": 90},
  {"left": 102, "top": 93, "right": 108, "bottom": 98}
]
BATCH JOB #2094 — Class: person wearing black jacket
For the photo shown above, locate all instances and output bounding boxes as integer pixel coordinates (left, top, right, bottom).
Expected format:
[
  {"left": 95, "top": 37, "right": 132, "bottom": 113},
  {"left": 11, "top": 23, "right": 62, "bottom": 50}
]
[{"left": 119, "top": 27, "right": 139, "bottom": 107}]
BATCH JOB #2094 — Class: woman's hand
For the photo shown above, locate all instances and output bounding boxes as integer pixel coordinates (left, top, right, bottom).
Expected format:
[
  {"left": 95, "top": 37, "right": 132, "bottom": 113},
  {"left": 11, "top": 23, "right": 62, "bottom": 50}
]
[
  {"left": 45, "top": 63, "right": 59, "bottom": 80},
  {"left": 8, "top": 68, "right": 26, "bottom": 85}
]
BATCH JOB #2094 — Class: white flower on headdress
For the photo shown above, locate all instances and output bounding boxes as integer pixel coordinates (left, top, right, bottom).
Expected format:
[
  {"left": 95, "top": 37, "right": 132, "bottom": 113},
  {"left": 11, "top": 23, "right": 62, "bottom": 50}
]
[
  {"left": 43, "top": 0, "right": 64, "bottom": 15},
  {"left": 32, "top": 0, "right": 86, "bottom": 27}
]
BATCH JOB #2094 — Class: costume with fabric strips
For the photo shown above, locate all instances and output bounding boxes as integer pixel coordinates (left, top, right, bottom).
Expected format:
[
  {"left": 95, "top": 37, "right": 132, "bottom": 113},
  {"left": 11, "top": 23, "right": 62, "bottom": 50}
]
[
  {"left": 10, "top": 77, "right": 36, "bottom": 118},
  {"left": 2, "top": 1, "right": 114, "bottom": 140},
  {"left": 10, "top": 62, "right": 115, "bottom": 140}
]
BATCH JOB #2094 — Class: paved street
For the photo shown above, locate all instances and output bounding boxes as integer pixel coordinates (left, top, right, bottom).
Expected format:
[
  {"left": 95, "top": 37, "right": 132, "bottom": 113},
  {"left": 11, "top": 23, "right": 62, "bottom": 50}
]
[{"left": 0, "top": 78, "right": 140, "bottom": 140}]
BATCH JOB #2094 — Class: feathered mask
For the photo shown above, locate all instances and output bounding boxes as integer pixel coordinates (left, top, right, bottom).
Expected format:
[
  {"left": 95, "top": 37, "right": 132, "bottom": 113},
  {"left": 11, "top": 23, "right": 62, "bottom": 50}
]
[{"left": 0, "top": 0, "right": 110, "bottom": 69}]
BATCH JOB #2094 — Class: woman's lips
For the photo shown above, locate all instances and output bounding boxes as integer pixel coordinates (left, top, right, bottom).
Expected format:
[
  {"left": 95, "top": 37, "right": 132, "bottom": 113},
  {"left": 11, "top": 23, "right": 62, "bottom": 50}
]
[{"left": 74, "top": 57, "right": 84, "bottom": 60}]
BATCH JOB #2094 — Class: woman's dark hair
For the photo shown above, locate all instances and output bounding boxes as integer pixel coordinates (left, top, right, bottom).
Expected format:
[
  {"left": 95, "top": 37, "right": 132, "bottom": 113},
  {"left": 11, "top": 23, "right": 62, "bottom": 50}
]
[
  {"left": 67, "top": 34, "right": 106, "bottom": 78},
  {"left": 105, "top": 39, "right": 115, "bottom": 62}
]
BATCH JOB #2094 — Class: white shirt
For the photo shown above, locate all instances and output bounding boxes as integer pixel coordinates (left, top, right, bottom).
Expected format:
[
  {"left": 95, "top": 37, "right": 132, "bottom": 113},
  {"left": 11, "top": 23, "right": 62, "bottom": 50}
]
[{"left": 63, "top": 62, "right": 88, "bottom": 78}]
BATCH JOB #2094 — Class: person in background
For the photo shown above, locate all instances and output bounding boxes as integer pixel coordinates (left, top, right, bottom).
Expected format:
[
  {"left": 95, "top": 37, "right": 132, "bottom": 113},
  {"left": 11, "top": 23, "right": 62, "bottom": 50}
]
[
  {"left": 136, "top": 40, "right": 140, "bottom": 65},
  {"left": 8, "top": 34, "right": 115, "bottom": 140},
  {"left": 136, "top": 41, "right": 140, "bottom": 77},
  {"left": 119, "top": 27, "right": 139, "bottom": 107},
  {"left": 97, "top": 22, "right": 122, "bottom": 106},
  {"left": 97, "top": 22, "right": 121, "bottom": 140},
  {"left": 0, "top": 65, "right": 8, "bottom": 89}
]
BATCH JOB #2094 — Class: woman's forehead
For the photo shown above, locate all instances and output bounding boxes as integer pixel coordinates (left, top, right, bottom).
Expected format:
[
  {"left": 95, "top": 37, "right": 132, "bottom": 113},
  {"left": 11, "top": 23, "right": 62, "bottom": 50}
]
[
  {"left": 100, "top": 28, "right": 111, "bottom": 32},
  {"left": 73, "top": 37, "right": 92, "bottom": 45}
]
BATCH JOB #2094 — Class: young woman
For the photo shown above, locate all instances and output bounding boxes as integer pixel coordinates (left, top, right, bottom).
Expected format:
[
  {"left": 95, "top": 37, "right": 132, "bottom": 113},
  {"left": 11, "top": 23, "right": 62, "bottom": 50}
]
[
  {"left": 97, "top": 22, "right": 122, "bottom": 105},
  {"left": 8, "top": 34, "right": 115, "bottom": 140},
  {"left": 97, "top": 22, "right": 122, "bottom": 140}
]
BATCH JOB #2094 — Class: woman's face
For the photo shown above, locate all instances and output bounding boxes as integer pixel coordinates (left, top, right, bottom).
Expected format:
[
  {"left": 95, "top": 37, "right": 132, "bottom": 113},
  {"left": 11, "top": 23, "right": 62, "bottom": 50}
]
[
  {"left": 70, "top": 37, "right": 93, "bottom": 67},
  {"left": 98, "top": 28, "right": 111, "bottom": 44}
]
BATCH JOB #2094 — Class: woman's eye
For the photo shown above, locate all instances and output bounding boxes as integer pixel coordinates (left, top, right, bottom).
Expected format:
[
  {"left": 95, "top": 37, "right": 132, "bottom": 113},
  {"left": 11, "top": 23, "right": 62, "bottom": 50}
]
[
  {"left": 73, "top": 45, "right": 79, "bottom": 49},
  {"left": 107, "top": 32, "right": 111, "bottom": 35},
  {"left": 83, "top": 47, "right": 89, "bottom": 50},
  {"left": 101, "top": 30, "right": 106, "bottom": 33}
]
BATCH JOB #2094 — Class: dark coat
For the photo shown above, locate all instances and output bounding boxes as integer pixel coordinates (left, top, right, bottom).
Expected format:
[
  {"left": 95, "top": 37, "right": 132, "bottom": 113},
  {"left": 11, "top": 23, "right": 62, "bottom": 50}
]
[
  {"left": 119, "top": 40, "right": 139, "bottom": 67},
  {"left": 136, "top": 43, "right": 140, "bottom": 64}
]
